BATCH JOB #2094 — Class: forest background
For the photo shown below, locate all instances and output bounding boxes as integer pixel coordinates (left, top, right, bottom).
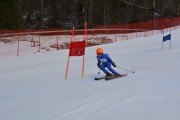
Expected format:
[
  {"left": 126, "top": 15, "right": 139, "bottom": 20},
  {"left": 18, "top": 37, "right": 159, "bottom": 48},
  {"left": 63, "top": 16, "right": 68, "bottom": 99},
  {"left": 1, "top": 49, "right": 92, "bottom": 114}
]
[{"left": 0, "top": 0, "right": 180, "bottom": 30}]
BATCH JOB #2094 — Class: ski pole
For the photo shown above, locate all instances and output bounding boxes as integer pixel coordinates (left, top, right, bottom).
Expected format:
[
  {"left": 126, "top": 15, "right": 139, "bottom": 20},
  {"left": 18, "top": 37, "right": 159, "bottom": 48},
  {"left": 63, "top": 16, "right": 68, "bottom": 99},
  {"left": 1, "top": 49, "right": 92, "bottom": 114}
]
[
  {"left": 116, "top": 66, "right": 135, "bottom": 73},
  {"left": 98, "top": 68, "right": 100, "bottom": 74}
]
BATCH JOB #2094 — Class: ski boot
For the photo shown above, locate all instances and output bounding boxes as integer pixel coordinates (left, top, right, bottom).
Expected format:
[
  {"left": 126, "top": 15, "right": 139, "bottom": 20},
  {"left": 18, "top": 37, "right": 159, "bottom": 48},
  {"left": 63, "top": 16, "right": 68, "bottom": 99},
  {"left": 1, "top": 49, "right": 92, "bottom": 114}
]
[
  {"left": 105, "top": 73, "right": 113, "bottom": 78},
  {"left": 114, "top": 73, "right": 121, "bottom": 77}
]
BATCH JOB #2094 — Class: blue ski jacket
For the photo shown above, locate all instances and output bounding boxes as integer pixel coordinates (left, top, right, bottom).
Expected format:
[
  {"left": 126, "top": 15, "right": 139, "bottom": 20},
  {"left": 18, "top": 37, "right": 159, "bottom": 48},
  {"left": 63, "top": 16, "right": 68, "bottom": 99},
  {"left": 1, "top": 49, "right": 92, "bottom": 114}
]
[{"left": 96, "top": 53, "right": 113, "bottom": 64}]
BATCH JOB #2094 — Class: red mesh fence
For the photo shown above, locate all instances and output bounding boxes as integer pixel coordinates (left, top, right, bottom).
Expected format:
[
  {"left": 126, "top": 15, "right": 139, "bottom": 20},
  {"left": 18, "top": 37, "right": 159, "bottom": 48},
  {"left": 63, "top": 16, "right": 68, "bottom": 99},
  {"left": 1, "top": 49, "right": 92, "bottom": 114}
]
[
  {"left": 0, "top": 16, "right": 179, "bottom": 57},
  {"left": 95, "top": 17, "right": 180, "bottom": 30},
  {"left": 0, "top": 16, "right": 180, "bottom": 37}
]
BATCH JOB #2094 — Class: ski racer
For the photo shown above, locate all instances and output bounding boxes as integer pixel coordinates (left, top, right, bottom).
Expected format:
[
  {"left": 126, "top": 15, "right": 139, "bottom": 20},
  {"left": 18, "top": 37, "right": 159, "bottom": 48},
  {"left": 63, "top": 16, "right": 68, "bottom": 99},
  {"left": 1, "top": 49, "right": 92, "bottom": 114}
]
[{"left": 96, "top": 48, "right": 121, "bottom": 77}]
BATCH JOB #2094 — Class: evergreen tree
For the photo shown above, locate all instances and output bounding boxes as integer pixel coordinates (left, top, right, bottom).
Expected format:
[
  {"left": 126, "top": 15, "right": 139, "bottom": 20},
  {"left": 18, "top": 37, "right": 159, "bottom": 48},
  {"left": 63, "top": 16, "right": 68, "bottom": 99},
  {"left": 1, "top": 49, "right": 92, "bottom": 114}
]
[{"left": 0, "top": 0, "right": 20, "bottom": 29}]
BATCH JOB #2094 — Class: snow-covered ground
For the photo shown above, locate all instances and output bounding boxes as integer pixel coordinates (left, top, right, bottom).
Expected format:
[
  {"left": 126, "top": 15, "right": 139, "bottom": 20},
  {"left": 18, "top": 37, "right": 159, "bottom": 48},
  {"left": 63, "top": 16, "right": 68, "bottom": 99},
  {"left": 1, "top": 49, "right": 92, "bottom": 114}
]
[{"left": 0, "top": 28, "right": 180, "bottom": 120}]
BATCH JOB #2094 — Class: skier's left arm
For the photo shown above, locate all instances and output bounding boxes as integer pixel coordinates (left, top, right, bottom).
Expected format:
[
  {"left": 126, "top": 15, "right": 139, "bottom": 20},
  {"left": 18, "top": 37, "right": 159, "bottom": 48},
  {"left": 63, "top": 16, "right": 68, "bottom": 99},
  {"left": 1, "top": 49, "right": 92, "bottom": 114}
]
[{"left": 106, "top": 54, "right": 116, "bottom": 67}]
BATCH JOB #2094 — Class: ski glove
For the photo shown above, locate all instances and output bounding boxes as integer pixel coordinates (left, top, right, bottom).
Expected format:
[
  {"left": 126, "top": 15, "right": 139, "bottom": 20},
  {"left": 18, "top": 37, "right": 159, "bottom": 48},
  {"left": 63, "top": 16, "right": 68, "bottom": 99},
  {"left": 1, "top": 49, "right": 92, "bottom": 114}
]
[
  {"left": 97, "top": 62, "right": 101, "bottom": 68},
  {"left": 112, "top": 62, "right": 116, "bottom": 67}
]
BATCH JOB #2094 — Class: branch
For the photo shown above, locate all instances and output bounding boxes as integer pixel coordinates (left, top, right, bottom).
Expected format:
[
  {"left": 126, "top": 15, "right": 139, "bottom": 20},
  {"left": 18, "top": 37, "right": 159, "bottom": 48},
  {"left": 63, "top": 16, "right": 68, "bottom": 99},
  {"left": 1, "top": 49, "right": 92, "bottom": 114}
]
[{"left": 119, "top": 0, "right": 152, "bottom": 10}]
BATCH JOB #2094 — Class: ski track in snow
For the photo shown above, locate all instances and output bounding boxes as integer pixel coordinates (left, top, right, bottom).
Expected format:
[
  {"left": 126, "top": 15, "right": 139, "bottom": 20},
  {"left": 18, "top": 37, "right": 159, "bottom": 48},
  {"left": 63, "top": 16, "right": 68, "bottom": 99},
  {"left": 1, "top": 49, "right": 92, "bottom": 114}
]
[
  {"left": 0, "top": 62, "right": 61, "bottom": 74},
  {"left": 48, "top": 81, "right": 136, "bottom": 120}
]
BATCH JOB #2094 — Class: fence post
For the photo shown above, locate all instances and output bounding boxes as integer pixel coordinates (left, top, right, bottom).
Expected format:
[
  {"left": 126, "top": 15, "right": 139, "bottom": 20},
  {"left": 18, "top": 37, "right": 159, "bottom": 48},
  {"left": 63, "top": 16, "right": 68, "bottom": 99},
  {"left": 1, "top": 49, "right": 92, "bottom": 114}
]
[{"left": 17, "top": 30, "right": 20, "bottom": 56}]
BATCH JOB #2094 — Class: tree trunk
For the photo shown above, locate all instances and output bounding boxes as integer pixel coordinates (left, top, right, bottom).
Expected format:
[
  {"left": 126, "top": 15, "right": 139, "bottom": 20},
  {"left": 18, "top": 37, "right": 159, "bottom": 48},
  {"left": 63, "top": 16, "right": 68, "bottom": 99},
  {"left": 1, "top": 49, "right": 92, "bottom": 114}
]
[
  {"left": 88, "top": 0, "right": 93, "bottom": 28},
  {"left": 40, "top": 0, "right": 44, "bottom": 28}
]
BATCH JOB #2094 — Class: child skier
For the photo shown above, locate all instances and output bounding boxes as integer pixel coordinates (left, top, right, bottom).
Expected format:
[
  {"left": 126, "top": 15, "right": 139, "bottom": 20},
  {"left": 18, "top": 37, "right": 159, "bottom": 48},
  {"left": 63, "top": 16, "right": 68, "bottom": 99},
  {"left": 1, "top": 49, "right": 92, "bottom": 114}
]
[{"left": 96, "top": 48, "right": 121, "bottom": 77}]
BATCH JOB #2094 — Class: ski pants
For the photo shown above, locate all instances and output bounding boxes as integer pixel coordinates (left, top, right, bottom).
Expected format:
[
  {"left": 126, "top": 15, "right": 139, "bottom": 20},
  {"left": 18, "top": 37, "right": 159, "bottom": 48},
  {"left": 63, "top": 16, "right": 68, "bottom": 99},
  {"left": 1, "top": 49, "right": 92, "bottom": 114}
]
[{"left": 100, "top": 62, "right": 118, "bottom": 75}]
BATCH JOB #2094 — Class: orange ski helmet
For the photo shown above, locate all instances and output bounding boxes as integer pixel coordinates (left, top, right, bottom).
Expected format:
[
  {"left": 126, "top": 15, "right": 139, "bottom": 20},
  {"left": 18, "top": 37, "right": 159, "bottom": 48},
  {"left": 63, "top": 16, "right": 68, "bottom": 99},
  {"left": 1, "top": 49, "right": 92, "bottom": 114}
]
[{"left": 96, "top": 48, "right": 103, "bottom": 55}]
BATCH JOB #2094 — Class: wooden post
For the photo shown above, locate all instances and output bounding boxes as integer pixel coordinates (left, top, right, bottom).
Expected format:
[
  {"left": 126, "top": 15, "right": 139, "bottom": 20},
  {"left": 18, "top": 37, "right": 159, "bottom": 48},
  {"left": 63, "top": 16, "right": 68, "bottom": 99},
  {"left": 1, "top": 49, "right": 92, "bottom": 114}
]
[
  {"left": 65, "top": 56, "right": 70, "bottom": 79},
  {"left": 82, "top": 22, "right": 87, "bottom": 78},
  {"left": 17, "top": 30, "right": 20, "bottom": 56},
  {"left": 38, "top": 31, "right": 40, "bottom": 52},
  {"left": 56, "top": 28, "right": 59, "bottom": 50}
]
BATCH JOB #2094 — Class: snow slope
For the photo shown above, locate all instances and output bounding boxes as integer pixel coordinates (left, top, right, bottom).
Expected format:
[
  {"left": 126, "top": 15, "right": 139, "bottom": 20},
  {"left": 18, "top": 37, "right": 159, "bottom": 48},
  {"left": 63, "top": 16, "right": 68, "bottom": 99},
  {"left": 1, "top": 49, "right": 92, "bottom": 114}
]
[{"left": 0, "top": 29, "right": 180, "bottom": 120}]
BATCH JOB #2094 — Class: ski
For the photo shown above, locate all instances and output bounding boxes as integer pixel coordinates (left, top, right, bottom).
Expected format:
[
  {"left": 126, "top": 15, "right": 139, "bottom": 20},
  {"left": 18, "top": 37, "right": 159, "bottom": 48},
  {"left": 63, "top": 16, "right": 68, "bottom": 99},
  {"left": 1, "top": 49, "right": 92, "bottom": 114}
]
[
  {"left": 94, "top": 77, "right": 106, "bottom": 80},
  {"left": 94, "top": 74, "right": 127, "bottom": 80},
  {"left": 94, "top": 76, "right": 113, "bottom": 80},
  {"left": 105, "top": 74, "right": 127, "bottom": 80}
]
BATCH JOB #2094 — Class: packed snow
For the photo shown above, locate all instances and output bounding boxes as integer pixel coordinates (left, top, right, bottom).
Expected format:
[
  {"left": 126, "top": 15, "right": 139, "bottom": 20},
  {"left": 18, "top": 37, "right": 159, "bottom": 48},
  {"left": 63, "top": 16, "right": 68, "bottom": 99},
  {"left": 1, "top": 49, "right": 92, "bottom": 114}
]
[{"left": 0, "top": 28, "right": 180, "bottom": 120}]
